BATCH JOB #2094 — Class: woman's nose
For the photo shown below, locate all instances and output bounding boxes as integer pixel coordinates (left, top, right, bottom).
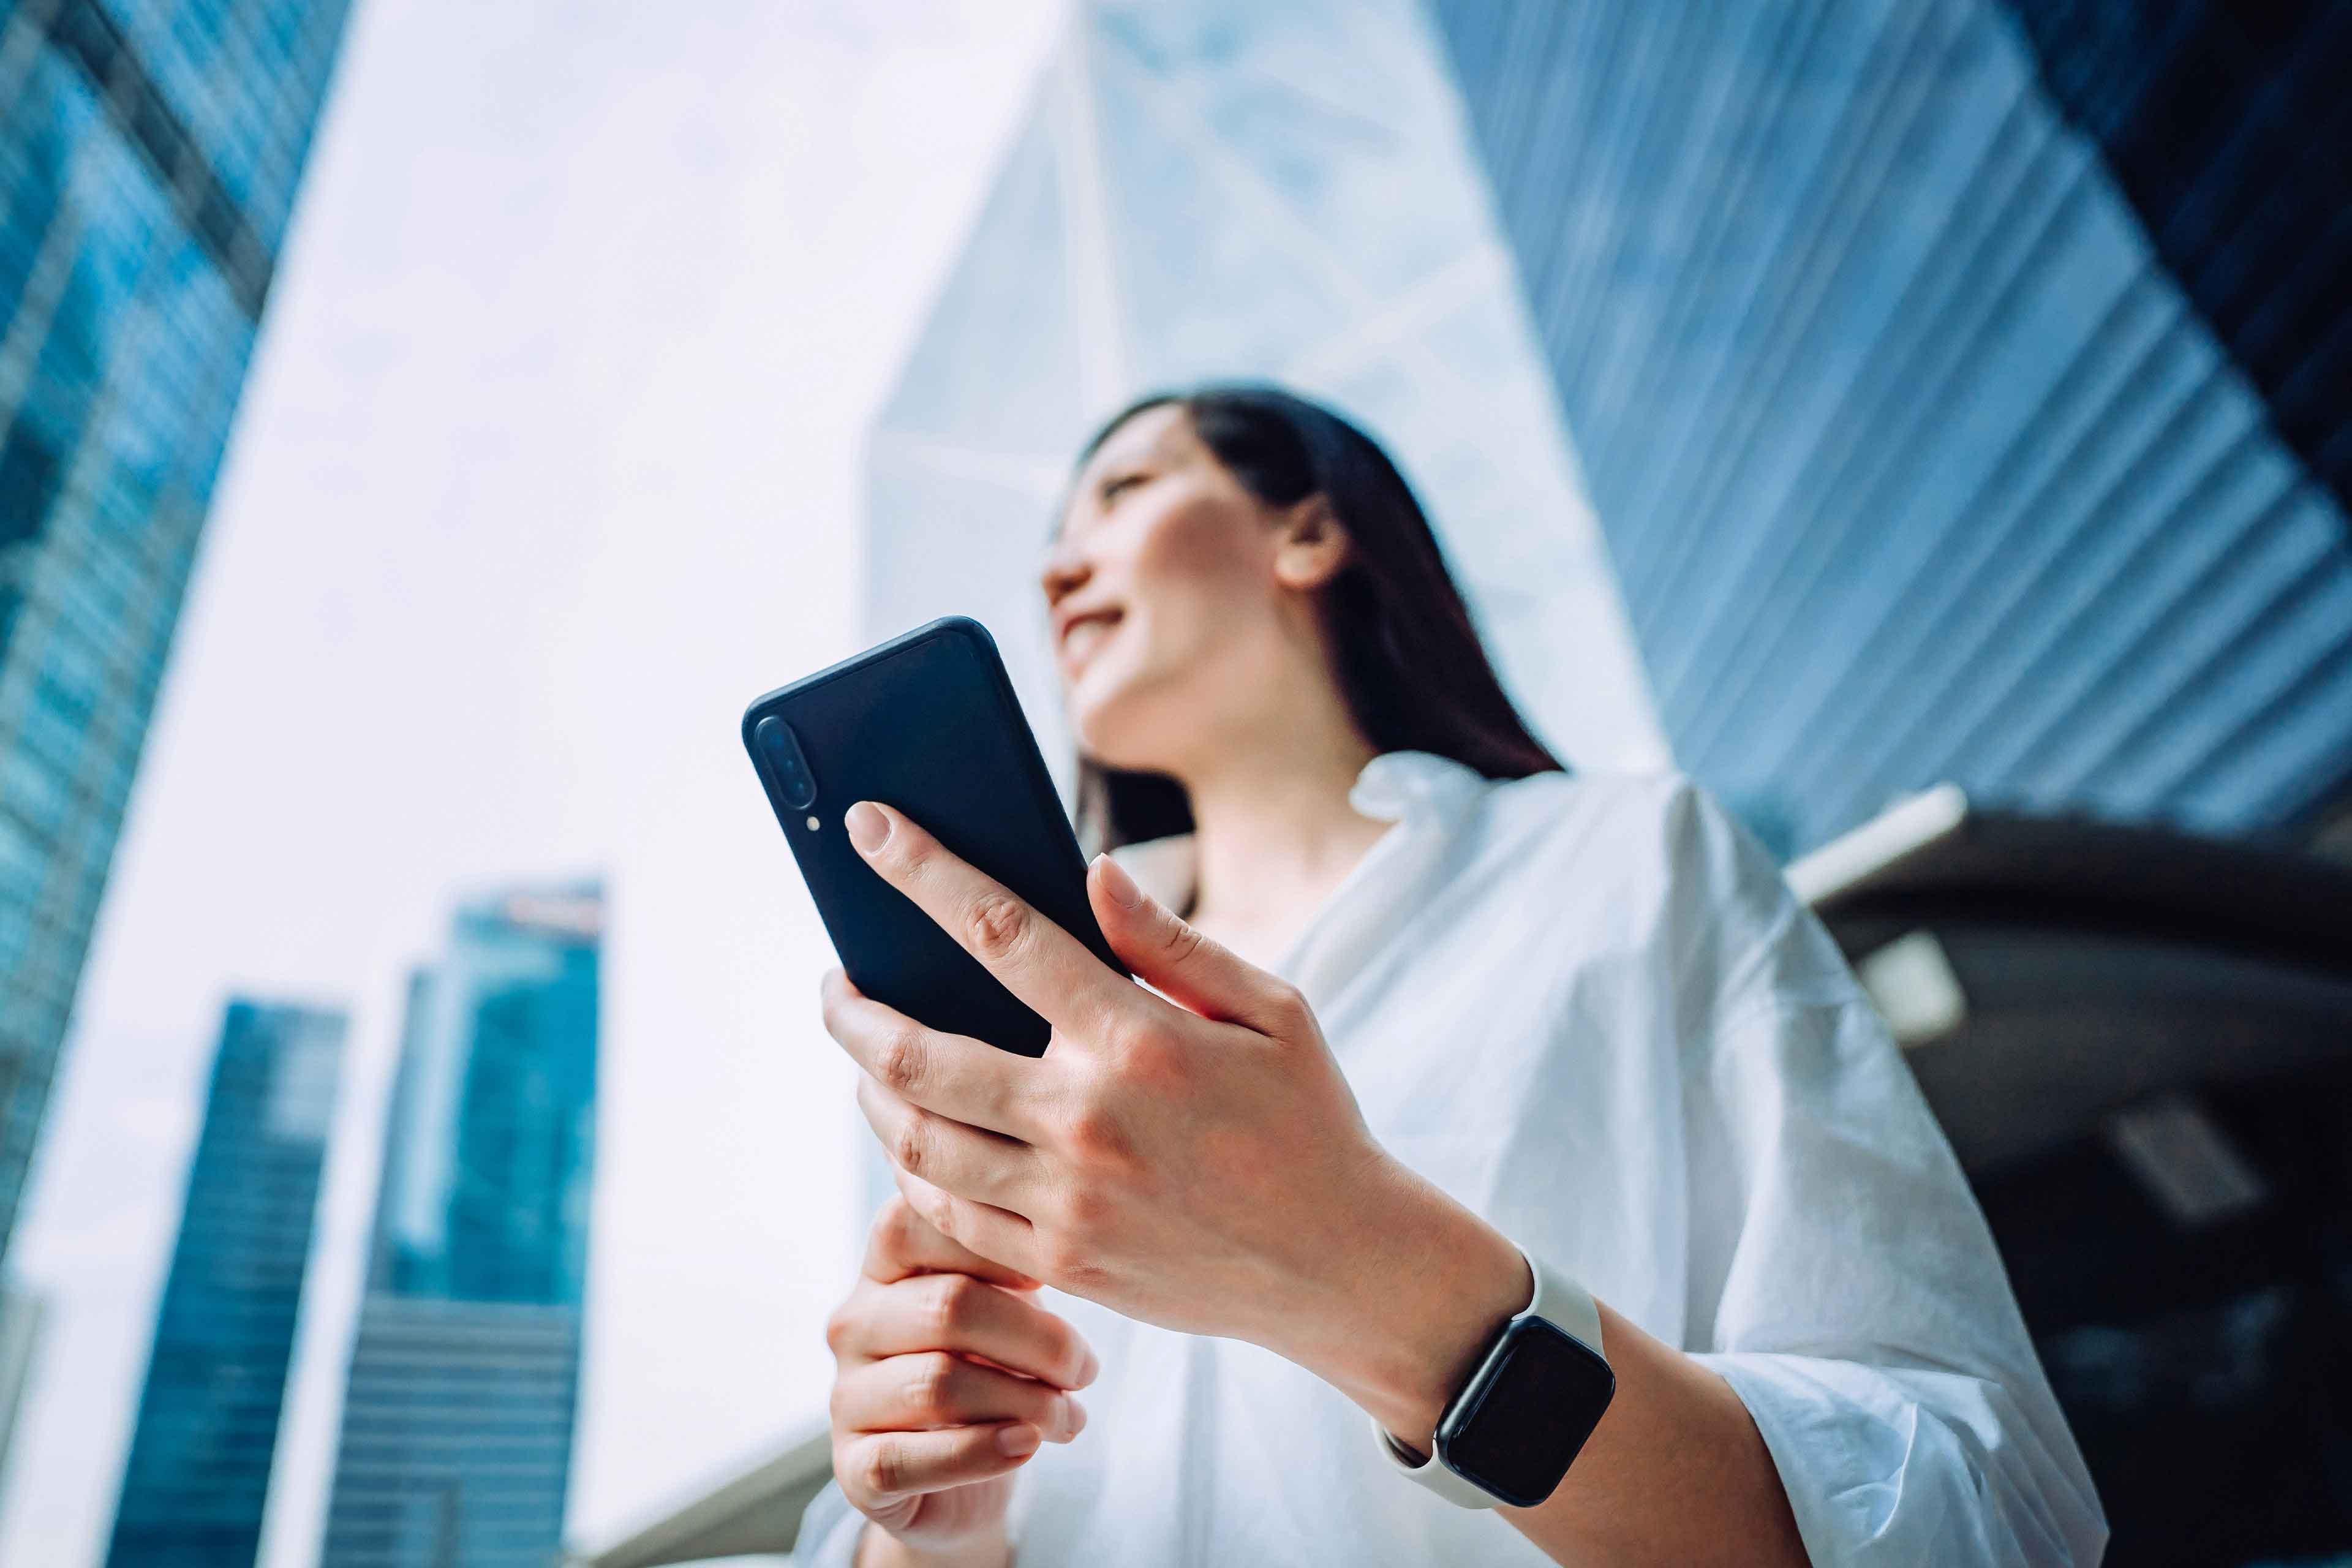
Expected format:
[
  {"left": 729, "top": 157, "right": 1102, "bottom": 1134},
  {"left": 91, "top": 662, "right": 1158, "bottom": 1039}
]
[{"left": 1041, "top": 545, "right": 1091, "bottom": 606}]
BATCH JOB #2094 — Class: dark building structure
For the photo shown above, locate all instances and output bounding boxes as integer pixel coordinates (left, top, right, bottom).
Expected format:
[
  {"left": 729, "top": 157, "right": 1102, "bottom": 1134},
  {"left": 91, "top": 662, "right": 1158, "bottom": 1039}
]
[
  {"left": 102, "top": 999, "right": 345, "bottom": 1568},
  {"left": 1428, "top": 0, "right": 2352, "bottom": 860},
  {"left": 0, "top": 0, "right": 357, "bottom": 1265},
  {"left": 1796, "top": 799, "right": 2352, "bottom": 1567}
]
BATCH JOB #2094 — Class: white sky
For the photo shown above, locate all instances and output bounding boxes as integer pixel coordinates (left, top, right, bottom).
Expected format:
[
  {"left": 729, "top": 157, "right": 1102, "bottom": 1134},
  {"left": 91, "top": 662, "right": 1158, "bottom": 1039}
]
[{"left": 0, "top": 1, "right": 1067, "bottom": 1562}]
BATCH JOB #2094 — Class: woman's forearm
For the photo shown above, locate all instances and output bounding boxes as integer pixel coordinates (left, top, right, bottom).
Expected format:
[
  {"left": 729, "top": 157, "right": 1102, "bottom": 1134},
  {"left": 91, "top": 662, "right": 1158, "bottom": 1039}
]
[
  {"left": 1523, "top": 1302, "right": 1807, "bottom": 1566},
  {"left": 1300, "top": 1161, "right": 1807, "bottom": 1568}
]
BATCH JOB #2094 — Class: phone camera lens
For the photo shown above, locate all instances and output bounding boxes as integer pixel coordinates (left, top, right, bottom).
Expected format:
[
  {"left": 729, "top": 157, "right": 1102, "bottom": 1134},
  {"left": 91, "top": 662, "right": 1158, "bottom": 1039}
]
[{"left": 755, "top": 716, "right": 818, "bottom": 810}]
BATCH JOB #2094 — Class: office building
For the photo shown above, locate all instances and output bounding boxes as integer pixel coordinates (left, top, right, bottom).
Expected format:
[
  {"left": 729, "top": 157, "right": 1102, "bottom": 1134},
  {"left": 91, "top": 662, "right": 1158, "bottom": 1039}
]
[
  {"left": 102, "top": 999, "right": 346, "bottom": 1568},
  {"left": 0, "top": 0, "right": 358, "bottom": 1265},
  {"left": 1425, "top": 0, "right": 2352, "bottom": 855},
  {"left": 858, "top": 0, "right": 1673, "bottom": 794},
  {"left": 863, "top": 0, "right": 2352, "bottom": 864},
  {"left": 320, "top": 884, "right": 601, "bottom": 1568}
]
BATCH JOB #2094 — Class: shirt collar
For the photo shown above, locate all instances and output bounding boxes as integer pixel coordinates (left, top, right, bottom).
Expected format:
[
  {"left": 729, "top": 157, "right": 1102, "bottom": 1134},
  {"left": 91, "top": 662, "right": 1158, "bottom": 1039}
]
[{"left": 1347, "top": 748, "right": 1491, "bottom": 825}]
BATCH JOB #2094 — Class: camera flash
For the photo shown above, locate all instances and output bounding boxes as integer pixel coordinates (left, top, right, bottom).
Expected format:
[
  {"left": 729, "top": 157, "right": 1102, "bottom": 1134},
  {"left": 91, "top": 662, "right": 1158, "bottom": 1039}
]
[{"left": 805, "top": 815, "right": 820, "bottom": 831}]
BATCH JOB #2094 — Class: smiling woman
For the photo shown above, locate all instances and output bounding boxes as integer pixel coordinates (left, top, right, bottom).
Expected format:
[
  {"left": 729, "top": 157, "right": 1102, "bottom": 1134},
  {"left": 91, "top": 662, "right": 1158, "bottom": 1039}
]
[
  {"left": 793, "top": 385, "right": 2107, "bottom": 1568},
  {"left": 1053, "top": 388, "right": 1562, "bottom": 860}
]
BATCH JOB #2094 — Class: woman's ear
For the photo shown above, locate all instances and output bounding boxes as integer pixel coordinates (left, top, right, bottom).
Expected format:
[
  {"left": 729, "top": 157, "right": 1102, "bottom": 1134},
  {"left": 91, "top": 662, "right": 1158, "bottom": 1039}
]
[{"left": 1272, "top": 494, "right": 1349, "bottom": 591}]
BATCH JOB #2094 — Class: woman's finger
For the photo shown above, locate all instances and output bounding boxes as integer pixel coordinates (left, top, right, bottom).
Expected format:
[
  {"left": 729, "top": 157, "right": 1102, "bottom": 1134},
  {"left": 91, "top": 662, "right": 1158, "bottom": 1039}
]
[
  {"left": 836, "top": 1423, "right": 1044, "bottom": 1509},
  {"left": 832, "top": 1351, "right": 1087, "bottom": 1442},
  {"left": 858, "top": 1073, "right": 1044, "bottom": 1213},
  {"left": 895, "top": 1167, "right": 1041, "bottom": 1281},
  {"left": 834, "top": 1270, "right": 1098, "bottom": 1390},
  {"left": 821, "top": 968, "right": 1037, "bottom": 1139},
  {"left": 1088, "top": 853, "right": 1305, "bottom": 1037},
  {"left": 863, "top": 1195, "right": 1036, "bottom": 1289},
  {"left": 843, "top": 800, "right": 1136, "bottom": 1041}
]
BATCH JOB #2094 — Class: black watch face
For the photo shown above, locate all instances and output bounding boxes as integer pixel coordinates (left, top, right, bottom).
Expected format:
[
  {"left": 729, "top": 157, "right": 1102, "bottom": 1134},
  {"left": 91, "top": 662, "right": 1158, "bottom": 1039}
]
[{"left": 1437, "top": 1318, "right": 1616, "bottom": 1508}]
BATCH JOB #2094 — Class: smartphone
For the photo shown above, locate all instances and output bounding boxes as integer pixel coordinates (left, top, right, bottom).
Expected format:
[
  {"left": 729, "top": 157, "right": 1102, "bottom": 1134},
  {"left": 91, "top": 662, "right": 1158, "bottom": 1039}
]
[{"left": 742, "top": 616, "right": 1125, "bottom": 1057}]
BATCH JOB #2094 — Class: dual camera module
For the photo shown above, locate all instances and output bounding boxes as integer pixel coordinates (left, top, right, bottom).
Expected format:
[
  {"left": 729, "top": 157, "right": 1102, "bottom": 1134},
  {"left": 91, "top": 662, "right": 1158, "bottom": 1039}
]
[{"left": 752, "top": 715, "right": 818, "bottom": 810}]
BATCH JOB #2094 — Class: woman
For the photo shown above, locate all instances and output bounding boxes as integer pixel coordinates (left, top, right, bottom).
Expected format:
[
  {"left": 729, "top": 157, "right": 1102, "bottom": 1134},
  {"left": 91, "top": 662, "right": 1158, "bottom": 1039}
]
[{"left": 796, "top": 386, "right": 2105, "bottom": 1566}]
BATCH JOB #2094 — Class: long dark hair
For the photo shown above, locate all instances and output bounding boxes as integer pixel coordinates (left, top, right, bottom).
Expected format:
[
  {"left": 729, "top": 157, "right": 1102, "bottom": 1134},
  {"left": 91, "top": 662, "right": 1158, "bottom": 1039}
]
[{"left": 1069, "top": 383, "right": 1562, "bottom": 852}]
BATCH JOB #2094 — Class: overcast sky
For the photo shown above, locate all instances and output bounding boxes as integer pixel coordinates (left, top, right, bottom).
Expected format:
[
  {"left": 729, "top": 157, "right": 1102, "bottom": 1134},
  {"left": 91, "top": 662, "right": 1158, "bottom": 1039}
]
[{"left": 0, "top": 1, "right": 1066, "bottom": 1561}]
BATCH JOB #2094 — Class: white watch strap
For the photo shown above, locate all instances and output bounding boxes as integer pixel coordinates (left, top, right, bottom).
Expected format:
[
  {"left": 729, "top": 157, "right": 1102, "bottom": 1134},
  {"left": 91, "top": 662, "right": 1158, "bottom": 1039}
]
[{"left": 1373, "top": 1243, "right": 1605, "bottom": 1509}]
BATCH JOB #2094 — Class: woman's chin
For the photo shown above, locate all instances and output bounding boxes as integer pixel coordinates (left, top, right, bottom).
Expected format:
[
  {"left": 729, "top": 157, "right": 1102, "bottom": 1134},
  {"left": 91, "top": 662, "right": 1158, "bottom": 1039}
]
[{"left": 1071, "top": 691, "right": 1173, "bottom": 775}]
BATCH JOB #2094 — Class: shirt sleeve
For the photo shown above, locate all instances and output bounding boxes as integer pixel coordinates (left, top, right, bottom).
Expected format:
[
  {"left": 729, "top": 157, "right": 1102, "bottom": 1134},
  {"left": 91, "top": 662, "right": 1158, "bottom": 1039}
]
[
  {"left": 1665, "top": 786, "right": 2108, "bottom": 1566},
  {"left": 791, "top": 1480, "right": 868, "bottom": 1567}
]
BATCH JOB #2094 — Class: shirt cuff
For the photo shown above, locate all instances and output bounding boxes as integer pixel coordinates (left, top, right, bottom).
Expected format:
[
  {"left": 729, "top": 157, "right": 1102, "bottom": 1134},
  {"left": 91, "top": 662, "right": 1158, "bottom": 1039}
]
[
  {"left": 1695, "top": 1350, "right": 2105, "bottom": 1568},
  {"left": 793, "top": 1479, "right": 869, "bottom": 1568}
]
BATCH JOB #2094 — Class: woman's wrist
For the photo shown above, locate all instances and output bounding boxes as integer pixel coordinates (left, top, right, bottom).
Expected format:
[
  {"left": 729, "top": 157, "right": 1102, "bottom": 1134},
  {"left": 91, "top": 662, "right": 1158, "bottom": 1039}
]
[
  {"left": 854, "top": 1521, "right": 1011, "bottom": 1568},
  {"left": 1283, "top": 1153, "right": 1532, "bottom": 1451}
]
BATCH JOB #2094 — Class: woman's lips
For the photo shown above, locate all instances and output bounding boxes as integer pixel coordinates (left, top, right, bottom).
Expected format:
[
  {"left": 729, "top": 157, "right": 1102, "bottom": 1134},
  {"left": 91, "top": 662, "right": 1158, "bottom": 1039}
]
[{"left": 1061, "top": 611, "right": 1122, "bottom": 674}]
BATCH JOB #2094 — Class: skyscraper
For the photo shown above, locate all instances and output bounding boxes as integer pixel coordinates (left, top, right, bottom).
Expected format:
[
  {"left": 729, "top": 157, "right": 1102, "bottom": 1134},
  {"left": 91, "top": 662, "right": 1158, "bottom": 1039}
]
[
  {"left": 102, "top": 998, "right": 346, "bottom": 1568},
  {"left": 320, "top": 883, "right": 601, "bottom": 1568},
  {"left": 1423, "top": 0, "right": 2352, "bottom": 854},
  {"left": 0, "top": 0, "right": 358, "bottom": 1264},
  {"left": 867, "top": 0, "right": 2352, "bottom": 864},
  {"left": 858, "top": 0, "right": 1672, "bottom": 797}
]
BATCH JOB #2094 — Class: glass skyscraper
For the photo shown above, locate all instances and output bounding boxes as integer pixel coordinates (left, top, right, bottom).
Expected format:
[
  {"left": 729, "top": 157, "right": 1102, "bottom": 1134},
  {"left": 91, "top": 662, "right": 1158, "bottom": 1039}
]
[
  {"left": 102, "top": 998, "right": 346, "bottom": 1568},
  {"left": 0, "top": 0, "right": 356, "bottom": 1265},
  {"left": 859, "top": 0, "right": 1673, "bottom": 801},
  {"left": 1424, "top": 0, "right": 2352, "bottom": 856},
  {"left": 320, "top": 884, "right": 601, "bottom": 1568},
  {"left": 870, "top": 0, "right": 2351, "bottom": 864}
]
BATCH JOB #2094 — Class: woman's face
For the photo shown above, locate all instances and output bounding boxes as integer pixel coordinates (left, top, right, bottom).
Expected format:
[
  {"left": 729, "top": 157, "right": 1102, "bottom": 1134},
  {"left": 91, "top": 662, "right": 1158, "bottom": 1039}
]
[{"left": 1041, "top": 404, "right": 1328, "bottom": 775}]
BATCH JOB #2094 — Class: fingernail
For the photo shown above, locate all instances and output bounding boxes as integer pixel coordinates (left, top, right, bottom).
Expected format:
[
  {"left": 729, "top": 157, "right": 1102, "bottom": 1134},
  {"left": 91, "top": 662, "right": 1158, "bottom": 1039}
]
[
  {"left": 845, "top": 801, "right": 889, "bottom": 855},
  {"left": 1063, "top": 1396, "right": 1088, "bottom": 1438},
  {"left": 1072, "top": 1347, "right": 1099, "bottom": 1387},
  {"left": 998, "top": 1423, "right": 1041, "bottom": 1457},
  {"left": 1095, "top": 852, "right": 1144, "bottom": 909}
]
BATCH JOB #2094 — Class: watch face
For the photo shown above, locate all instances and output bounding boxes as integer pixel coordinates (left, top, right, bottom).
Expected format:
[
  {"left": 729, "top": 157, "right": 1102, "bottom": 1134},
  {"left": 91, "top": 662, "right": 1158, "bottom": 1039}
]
[{"left": 1437, "top": 1318, "right": 1616, "bottom": 1508}]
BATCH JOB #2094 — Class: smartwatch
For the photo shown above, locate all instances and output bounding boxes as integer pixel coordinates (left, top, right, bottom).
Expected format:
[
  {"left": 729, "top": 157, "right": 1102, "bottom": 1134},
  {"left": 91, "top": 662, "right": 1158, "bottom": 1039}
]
[{"left": 1373, "top": 1244, "right": 1615, "bottom": 1509}]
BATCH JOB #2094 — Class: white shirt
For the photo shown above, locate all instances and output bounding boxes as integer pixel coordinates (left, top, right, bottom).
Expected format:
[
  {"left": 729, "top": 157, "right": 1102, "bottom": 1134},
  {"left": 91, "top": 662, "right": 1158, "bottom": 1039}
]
[{"left": 799, "top": 753, "right": 2108, "bottom": 1566}]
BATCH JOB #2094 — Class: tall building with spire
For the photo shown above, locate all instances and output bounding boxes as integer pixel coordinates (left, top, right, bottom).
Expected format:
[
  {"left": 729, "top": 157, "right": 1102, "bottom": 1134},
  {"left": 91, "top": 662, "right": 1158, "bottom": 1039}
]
[{"left": 320, "top": 883, "right": 601, "bottom": 1568}]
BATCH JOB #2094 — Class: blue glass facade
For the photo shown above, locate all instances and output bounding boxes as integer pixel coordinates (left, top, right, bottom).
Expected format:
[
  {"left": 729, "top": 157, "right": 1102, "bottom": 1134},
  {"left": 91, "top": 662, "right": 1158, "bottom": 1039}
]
[
  {"left": 1999, "top": 0, "right": 2352, "bottom": 526},
  {"left": 320, "top": 885, "right": 601, "bottom": 1568},
  {"left": 0, "top": 0, "right": 355, "bottom": 1264},
  {"left": 1426, "top": 0, "right": 2352, "bottom": 857},
  {"left": 870, "top": 0, "right": 2352, "bottom": 868},
  {"left": 102, "top": 998, "right": 345, "bottom": 1568}
]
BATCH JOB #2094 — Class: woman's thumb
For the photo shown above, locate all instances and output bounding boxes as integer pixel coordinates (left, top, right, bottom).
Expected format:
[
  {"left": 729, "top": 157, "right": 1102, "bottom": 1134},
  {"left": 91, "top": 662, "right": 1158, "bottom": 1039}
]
[{"left": 1088, "top": 854, "right": 1293, "bottom": 1034}]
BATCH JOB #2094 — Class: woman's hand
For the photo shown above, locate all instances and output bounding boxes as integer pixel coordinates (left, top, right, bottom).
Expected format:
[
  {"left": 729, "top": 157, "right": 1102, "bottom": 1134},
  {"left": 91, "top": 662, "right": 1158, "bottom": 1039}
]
[
  {"left": 821, "top": 800, "right": 1529, "bottom": 1436},
  {"left": 824, "top": 799, "right": 1812, "bottom": 1568},
  {"left": 826, "top": 1195, "right": 1096, "bottom": 1566}
]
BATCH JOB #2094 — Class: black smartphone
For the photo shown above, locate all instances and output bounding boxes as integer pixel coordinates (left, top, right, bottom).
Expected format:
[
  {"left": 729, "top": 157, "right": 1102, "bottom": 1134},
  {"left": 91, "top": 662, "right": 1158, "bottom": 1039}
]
[{"left": 741, "top": 616, "right": 1125, "bottom": 1057}]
